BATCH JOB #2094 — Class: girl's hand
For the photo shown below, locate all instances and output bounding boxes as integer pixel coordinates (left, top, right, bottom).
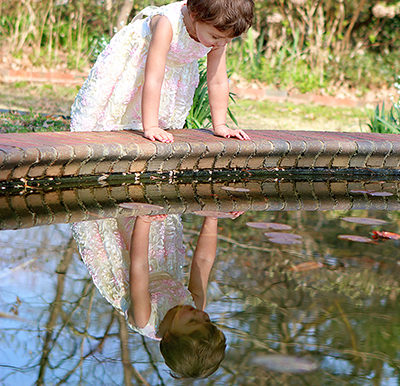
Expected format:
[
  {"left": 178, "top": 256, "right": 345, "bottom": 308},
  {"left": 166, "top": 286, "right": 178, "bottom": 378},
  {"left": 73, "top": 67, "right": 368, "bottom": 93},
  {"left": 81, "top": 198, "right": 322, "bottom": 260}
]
[
  {"left": 229, "top": 211, "right": 244, "bottom": 219},
  {"left": 213, "top": 125, "right": 251, "bottom": 140},
  {"left": 144, "top": 127, "right": 174, "bottom": 143},
  {"left": 138, "top": 214, "right": 168, "bottom": 223}
]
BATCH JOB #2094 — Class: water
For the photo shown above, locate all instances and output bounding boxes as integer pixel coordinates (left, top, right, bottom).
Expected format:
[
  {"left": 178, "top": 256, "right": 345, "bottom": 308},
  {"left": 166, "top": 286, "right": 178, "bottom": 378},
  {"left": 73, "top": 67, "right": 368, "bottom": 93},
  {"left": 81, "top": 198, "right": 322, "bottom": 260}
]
[{"left": 1, "top": 177, "right": 400, "bottom": 385}]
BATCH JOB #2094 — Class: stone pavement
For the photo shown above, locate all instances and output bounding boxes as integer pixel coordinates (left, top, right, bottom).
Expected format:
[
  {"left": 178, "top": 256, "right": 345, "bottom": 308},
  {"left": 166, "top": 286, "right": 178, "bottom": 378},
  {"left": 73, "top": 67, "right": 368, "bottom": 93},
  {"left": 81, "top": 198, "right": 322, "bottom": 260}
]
[{"left": 1, "top": 129, "right": 400, "bottom": 183}]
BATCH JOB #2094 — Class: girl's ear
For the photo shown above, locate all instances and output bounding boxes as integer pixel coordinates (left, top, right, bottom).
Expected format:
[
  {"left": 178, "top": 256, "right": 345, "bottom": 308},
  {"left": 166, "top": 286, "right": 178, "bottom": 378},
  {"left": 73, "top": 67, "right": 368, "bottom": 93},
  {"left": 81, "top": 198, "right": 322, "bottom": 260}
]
[{"left": 163, "top": 330, "right": 175, "bottom": 341}]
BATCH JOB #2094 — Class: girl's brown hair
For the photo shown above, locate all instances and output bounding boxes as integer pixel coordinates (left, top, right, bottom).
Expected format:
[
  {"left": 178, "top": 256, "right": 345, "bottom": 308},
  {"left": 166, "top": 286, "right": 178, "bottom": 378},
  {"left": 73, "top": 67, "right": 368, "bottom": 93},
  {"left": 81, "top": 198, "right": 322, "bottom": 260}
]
[
  {"left": 160, "top": 323, "right": 226, "bottom": 379},
  {"left": 187, "top": 0, "right": 254, "bottom": 37}
]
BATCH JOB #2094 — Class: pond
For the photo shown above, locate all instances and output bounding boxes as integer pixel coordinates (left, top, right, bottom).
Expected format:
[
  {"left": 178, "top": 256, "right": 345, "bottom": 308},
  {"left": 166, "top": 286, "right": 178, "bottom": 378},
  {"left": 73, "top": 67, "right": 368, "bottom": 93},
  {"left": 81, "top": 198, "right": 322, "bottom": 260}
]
[{"left": 1, "top": 176, "right": 400, "bottom": 385}]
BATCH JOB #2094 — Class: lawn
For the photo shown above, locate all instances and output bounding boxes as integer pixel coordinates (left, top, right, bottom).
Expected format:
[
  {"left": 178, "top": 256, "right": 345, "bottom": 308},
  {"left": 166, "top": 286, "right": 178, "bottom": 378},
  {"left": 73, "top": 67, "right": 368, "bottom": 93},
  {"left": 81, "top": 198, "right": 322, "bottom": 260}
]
[{"left": 0, "top": 81, "right": 371, "bottom": 133}]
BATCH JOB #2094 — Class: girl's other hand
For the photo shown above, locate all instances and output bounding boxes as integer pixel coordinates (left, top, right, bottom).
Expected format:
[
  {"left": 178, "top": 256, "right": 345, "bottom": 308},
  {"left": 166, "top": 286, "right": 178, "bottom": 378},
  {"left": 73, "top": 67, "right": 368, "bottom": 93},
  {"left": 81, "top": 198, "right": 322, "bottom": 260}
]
[
  {"left": 144, "top": 127, "right": 174, "bottom": 143},
  {"left": 213, "top": 125, "right": 251, "bottom": 140},
  {"left": 138, "top": 214, "right": 168, "bottom": 223},
  {"left": 229, "top": 211, "right": 244, "bottom": 219}
]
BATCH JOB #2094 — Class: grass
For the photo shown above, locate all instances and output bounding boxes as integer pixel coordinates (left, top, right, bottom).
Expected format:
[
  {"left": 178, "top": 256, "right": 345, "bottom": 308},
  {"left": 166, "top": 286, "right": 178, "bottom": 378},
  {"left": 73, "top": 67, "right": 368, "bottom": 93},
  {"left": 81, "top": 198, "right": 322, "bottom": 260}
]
[
  {"left": 228, "top": 99, "right": 370, "bottom": 133},
  {"left": 0, "top": 80, "right": 372, "bottom": 133},
  {"left": 0, "top": 110, "right": 70, "bottom": 133},
  {"left": 0, "top": 81, "right": 80, "bottom": 117}
]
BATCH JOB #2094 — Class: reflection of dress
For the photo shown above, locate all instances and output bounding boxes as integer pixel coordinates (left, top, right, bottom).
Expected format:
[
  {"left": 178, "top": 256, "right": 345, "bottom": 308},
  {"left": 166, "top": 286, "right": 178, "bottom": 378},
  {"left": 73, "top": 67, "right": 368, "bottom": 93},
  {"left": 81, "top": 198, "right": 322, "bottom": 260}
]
[
  {"left": 71, "top": 215, "right": 194, "bottom": 341},
  {"left": 70, "top": 1, "right": 211, "bottom": 132}
]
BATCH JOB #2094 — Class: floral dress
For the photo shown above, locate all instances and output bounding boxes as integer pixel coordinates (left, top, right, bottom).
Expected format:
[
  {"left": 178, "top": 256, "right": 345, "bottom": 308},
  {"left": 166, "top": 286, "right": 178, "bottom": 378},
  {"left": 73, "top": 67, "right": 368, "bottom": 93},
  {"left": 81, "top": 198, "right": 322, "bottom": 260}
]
[
  {"left": 70, "top": 1, "right": 211, "bottom": 132},
  {"left": 71, "top": 215, "right": 194, "bottom": 341}
]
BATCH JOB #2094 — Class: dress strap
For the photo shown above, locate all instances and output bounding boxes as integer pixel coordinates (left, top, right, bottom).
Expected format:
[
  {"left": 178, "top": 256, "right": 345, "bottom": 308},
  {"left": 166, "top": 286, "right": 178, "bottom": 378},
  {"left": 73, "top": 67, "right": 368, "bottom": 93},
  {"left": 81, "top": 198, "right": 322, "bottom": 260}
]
[{"left": 129, "top": 6, "right": 158, "bottom": 24}]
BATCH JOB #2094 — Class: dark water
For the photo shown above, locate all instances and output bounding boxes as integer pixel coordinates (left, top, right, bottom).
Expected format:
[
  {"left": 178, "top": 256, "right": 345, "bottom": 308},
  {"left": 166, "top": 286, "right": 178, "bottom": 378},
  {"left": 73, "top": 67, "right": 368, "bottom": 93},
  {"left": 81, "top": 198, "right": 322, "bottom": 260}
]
[{"left": 2, "top": 206, "right": 400, "bottom": 385}]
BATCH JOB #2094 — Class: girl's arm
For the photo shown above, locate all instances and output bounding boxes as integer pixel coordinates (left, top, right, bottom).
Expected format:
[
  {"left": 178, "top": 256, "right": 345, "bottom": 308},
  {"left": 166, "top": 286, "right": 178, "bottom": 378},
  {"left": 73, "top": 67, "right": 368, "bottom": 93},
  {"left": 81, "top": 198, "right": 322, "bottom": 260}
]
[
  {"left": 128, "top": 216, "right": 153, "bottom": 328},
  {"left": 188, "top": 216, "right": 219, "bottom": 310},
  {"left": 142, "top": 16, "right": 174, "bottom": 143},
  {"left": 207, "top": 46, "right": 250, "bottom": 140}
]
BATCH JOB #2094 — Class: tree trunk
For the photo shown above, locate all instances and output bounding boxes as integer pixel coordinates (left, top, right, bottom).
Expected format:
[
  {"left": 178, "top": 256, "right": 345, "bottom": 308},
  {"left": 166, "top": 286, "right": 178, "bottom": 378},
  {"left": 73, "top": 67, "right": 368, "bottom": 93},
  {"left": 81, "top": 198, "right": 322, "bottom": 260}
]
[{"left": 116, "top": 0, "right": 135, "bottom": 31}]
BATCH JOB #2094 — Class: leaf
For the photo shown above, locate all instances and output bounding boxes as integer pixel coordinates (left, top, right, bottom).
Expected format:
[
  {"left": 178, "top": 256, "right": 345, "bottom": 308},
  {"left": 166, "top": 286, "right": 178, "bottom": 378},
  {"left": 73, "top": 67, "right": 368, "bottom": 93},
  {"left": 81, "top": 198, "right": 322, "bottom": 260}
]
[
  {"left": 252, "top": 354, "right": 319, "bottom": 373},
  {"left": 350, "top": 189, "right": 393, "bottom": 197},
  {"left": 268, "top": 238, "right": 302, "bottom": 245},
  {"left": 367, "top": 191, "right": 393, "bottom": 197},
  {"left": 350, "top": 189, "right": 374, "bottom": 194},
  {"left": 221, "top": 186, "right": 250, "bottom": 192},
  {"left": 342, "top": 217, "right": 387, "bottom": 225},
  {"left": 372, "top": 231, "right": 400, "bottom": 240},
  {"left": 118, "top": 202, "right": 164, "bottom": 211},
  {"left": 289, "top": 262, "right": 324, "bottom": 272},
  {"left": 246, "top": 222, "right": 292, "bottom": 230},
  {"left": 265, "top": 232, "right": 302, "bottom": 245},
  {"left": 265, "top": 232, "right": 302, "bottom": 239},
  {"left": 337, "top": 235, "right": 375, "bottom": 243}
]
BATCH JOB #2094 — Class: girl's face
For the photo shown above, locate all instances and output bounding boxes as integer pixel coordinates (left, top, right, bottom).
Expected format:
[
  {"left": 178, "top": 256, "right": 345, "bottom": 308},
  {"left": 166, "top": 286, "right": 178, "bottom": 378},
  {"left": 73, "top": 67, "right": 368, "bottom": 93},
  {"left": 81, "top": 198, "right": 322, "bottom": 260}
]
[
  {"left": 193, "top": 22, "right": 233, "bottom": 48},
  {"left": 170, "top": 305, "right": 211, "bottom": 335}
]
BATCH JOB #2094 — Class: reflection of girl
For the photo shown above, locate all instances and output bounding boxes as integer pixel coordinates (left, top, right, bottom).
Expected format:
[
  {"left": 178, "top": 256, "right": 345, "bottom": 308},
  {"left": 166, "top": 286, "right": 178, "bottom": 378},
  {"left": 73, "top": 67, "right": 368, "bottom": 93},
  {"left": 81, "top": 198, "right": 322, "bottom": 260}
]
[{"left": 71, "top": 214, "right": 226, "bottom": 378}]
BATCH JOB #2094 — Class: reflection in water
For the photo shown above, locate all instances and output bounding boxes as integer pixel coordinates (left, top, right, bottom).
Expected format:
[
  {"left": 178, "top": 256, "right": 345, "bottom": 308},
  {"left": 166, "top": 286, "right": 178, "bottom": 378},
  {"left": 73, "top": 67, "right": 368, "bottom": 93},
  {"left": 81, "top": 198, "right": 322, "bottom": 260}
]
[
  {"left": 1, "top": 209, "right": 400, "bottom": 385},
  {"left": 71, "top": 213, "right": 227, "bottom": 379},
  {"left": 2, "top": 178, "right": 400, "bottom": 230}
]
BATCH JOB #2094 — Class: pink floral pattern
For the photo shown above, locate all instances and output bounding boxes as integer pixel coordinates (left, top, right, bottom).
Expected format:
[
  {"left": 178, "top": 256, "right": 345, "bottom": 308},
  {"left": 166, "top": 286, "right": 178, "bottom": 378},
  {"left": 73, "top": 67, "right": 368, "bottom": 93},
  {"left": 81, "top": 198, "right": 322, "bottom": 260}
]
[
  {"left": 70, "top": 1, "right": 211, "bottom": 132},
  {"left": 71, "top": 215, "right": 194, "bottom": 341}
]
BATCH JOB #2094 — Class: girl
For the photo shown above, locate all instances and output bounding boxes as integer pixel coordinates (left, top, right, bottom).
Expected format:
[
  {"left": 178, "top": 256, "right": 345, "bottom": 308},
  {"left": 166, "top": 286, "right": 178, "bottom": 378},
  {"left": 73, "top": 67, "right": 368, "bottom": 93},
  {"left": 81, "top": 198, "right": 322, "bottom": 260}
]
[
  {"left": 71, "top": 213, "right": 232, "bottom": 378},
  {"left": 70, "top": 0, "right": 254, "bottom": 142}
]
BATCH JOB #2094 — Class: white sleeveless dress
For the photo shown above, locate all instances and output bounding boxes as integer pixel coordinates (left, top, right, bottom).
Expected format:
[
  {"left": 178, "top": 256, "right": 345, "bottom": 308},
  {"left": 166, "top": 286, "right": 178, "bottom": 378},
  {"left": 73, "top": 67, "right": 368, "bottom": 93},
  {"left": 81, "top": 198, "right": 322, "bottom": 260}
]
[
  {"left": 70, "top": 1, "right": 211, "bottom": 132},
  {"left": 70, "top": 1, "right": 202, "bottom": 340},
  {"left": 71, "top": 215, "right": 194, "bottom": 341}
]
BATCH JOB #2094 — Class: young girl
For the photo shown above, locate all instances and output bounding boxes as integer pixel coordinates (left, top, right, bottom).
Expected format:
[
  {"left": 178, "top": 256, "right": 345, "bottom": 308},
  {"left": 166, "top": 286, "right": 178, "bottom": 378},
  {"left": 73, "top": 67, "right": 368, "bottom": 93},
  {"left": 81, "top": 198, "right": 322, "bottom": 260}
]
[
  {"left": 71, "top": 213, "right": 231, "bottom": 378},
  {"left": 70, "top": 0, "right": 254, "bottom": 142}
]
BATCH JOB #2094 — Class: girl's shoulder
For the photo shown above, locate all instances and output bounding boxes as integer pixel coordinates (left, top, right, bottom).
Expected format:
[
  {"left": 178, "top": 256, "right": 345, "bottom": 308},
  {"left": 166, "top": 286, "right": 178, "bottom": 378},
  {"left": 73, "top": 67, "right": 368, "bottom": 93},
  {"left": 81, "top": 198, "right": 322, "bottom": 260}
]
[
  {"left": 154, "top": 1, "right": 186, "bottom": 32},
  {"left": 121, "top": 296, "right": 161, "bottom": 341}
]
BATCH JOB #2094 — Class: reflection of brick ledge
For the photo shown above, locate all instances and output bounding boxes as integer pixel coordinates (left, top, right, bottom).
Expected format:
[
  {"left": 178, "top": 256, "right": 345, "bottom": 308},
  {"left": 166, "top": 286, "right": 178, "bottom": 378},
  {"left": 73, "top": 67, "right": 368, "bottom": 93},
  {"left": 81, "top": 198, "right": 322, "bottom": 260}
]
[{"left": 0, "top": 68, "right": 86, "bottom": 85}]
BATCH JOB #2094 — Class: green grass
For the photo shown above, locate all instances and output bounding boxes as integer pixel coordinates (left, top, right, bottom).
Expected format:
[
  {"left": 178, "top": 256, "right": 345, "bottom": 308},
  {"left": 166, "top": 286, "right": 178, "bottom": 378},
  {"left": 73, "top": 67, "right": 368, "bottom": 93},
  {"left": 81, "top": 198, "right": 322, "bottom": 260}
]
[
  {"left": 228, "top": 99, "right": 370, "bottom": 132},
  {"left": 0, "top": 110, "right": 70, "bottom": 133},
  {"left": 0, "top": 82, "right": 79, "bottom": 117},
  {"left": 0, "top": 80, "right": 373, "bottom": 133}
]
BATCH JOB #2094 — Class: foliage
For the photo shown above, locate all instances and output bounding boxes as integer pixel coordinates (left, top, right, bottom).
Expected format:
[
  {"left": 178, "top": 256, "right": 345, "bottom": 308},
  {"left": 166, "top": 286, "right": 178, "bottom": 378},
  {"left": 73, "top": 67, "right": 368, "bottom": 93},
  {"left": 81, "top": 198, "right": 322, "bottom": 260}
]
[
  {"left": 367, "top": 76, "right": 400, "bottom": 134},
  {"left": 185, "top": 60, "right": 238, "bottom": 129},
  {"left": 1, "top": 0, "right": 400, "bottom": 93},
  {"left": 227, "top": 0, "right": 400, "bottom": 92}
]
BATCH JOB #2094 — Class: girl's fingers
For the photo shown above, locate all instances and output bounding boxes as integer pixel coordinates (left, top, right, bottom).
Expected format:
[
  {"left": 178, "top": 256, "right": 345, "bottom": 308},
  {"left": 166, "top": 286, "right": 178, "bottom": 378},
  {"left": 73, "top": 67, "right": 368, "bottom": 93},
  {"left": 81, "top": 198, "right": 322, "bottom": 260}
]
[
  {"left": 154, "top": 133, "right": 174, "bottom": 143},
  {"left": 235, "top": 130, "right": 250, "bottom": 140},
  {"left": 162, "top": 133, "right": 174, "bottom": 143},
  {"left": 153, "top": 214, "right": 168, "bottom": 221},
  {"left": 230, "top": 211, "right": 244, "bottom": 219}
]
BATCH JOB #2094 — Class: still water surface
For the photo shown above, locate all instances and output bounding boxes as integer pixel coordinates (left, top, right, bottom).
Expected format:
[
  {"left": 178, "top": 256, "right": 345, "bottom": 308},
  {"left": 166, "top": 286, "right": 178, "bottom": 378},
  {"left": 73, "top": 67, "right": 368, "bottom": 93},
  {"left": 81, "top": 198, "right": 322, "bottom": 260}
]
[{"left": 1, "top": 205, "right": 400, "bottom": 385}]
